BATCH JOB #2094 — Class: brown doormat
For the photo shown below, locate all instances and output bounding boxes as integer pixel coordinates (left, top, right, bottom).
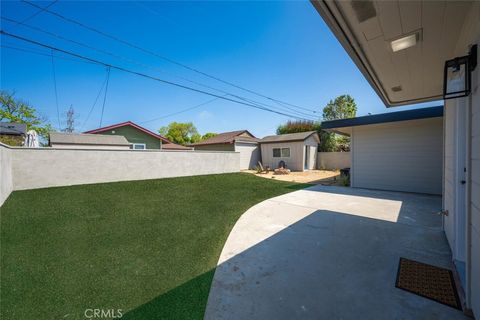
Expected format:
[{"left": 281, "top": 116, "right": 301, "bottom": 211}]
[{"left": 395, "top": 257, "right": 461, "bottom": 310}]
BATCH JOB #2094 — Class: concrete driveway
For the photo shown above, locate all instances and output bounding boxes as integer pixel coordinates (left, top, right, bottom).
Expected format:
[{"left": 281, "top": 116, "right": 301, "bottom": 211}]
[{"left": 205, "top": 185, "right": 467, "bottom": 320}]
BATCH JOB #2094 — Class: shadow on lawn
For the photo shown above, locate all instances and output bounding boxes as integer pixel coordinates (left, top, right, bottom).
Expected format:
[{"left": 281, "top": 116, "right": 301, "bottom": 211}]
[{"left": 122, "top": 270, "right": 215, "bottom": 320}]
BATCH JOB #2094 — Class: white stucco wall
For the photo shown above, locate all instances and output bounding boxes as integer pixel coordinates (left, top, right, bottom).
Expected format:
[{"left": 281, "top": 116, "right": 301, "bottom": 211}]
[
  {"left": 351, "top": 117, "right": 443, "bottom": 195},
  {"left": 0, "top": 144, "right": 13, "bottom": 206},
  {"left": 9, "top": 148, "right": 240, "bottom": 191},
  {"left": 234, "top": 142, "right": 260, "bottom": 170},
  {"left": 317, "top": 152, "right": 351, "bottom": 170}
]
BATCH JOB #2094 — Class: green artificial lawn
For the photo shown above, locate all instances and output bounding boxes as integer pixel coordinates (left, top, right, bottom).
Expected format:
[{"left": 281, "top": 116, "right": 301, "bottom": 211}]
[{"left": 0, "top": 173, "right": 307, "bottom": 320}]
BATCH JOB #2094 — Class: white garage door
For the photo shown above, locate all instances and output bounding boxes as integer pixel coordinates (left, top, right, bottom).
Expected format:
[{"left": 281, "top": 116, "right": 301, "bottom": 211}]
[
  {"left": 351, "top": 117, "right": 443, "bottom": 195},
  {"left": 235, "top": 142, "right": 260, "bottom": 170}
]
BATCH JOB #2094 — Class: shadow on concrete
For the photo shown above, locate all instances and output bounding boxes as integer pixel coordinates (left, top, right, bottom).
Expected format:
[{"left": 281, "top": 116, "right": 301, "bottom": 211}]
[{"left": 123, "top": 188, "right": 464, "bottom": 320}]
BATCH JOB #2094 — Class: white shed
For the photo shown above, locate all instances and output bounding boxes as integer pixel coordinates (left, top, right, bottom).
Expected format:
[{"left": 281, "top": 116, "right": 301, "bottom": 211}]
[
  {"left": 322, "top": 106, "right": 443, "bottom": 195},
  {"left": 260, "top": 131, "right": 320, "bottom": 172}
]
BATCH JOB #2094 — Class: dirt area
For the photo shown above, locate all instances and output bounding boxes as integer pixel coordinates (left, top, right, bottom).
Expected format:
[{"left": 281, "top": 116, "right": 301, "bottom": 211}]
[{"left": 244, "top": 169, "right": 347, "bottom": 186}]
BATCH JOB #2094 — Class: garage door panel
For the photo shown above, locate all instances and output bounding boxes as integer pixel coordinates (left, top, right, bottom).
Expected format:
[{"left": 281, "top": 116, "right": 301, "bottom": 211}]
[{"left": 352, "top": 117, "right": 443, "bottom": 194}]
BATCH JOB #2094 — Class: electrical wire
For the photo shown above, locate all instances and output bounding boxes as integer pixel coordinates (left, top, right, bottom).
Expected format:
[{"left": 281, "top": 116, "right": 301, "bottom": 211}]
[
  {"left": 1, "top": 16, "right": 317, "bottom": 120},
  {"left": 1, "top": 43, "right": 96, "bottom": 65},
  {"left": 99, "top": 66, "right": 110, "bottom": 127},
  {"left": 1, "top": 30, "right": 313, "bottom": 120},
  {"left": 80, "top": 68, "right": 110, "bottom": 131},
  {"left": 19, "top": 0, "right": 58, "bottom": 24},
  {"left": 21, "top": 0, "right": 318, "bottom": 113}
]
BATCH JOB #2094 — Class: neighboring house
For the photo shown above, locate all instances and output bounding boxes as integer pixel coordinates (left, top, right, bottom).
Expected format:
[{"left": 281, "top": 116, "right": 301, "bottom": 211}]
[
  {"left": 259, "top": 131, "right": 319, "bottom": 172},
  {"left": 322, "top": 106, "right": 443, "bottom": 195},
  {"left": 314, "top": 0, "right": 479, "bottom": 316},
  {"left": 0, "top": 122, "right": 26, "bottom": 146},
  {"left": 84, "top": 121, "right": 191, "bottom": 150},
  {"left": 190, "top": 130, "right": 260, "bottom": 169},
  {"left": 49, "top": 132, "right": 130, "bottom": 149}
]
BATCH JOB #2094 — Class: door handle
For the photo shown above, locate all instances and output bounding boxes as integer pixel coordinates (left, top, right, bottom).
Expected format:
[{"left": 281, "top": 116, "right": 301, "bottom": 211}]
[
  {"left": 438, "top": 210, "right": 449, "bottom": 216},
  {"left": 461, "top": 180, "right": 466, "bottom": 185}
]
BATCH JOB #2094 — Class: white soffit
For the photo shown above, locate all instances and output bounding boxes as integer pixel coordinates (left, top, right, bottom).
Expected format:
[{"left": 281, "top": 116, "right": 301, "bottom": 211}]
[{"left": 312, "top": 0, "right": 474, "bottom": 106}]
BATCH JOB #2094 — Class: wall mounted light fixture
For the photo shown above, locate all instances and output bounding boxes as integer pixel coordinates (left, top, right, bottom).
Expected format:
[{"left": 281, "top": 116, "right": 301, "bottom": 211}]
[{"left": 443, "top": 44, "right": 477, "bottom": 100}]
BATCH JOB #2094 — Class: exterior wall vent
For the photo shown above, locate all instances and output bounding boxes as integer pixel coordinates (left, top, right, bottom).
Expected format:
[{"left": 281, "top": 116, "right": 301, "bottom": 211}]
[
  {"left": 391, "top": 86, "right": 403, "bottom": 92},
  {"left": 351, "top": 0, "right": 377, "bottom": 23}
]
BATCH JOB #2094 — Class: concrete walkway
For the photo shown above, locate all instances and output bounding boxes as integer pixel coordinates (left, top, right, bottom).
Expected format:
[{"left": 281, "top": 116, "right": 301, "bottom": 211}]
[{"left": 205, "top": 185, "right": 467, "bottom": 320}]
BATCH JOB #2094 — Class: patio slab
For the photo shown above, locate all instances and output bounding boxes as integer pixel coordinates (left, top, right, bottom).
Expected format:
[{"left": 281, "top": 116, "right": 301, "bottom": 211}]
[{"left": 204, "top": 185, "right": 467, "bottom": 320}]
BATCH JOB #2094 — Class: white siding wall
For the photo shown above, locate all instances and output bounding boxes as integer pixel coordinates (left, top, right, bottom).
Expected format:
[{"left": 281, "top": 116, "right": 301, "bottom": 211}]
[
  {"left": 469, "top": 33, "right": 480, "bottom": 318},
  {"left": 470, "top": 61, "right": 480, "bottom": 320},
  {"left": 351, "top": 117, "right": 443, "bottom": 194},
  {"left": 235, "top": 142, "right": 260, "bottom": 170},
  {"left": 445, "top": 5, "right": 479, "bottom": 315},
  {"left": 260, "top": 141, "right": 305, "bottom": 171}
]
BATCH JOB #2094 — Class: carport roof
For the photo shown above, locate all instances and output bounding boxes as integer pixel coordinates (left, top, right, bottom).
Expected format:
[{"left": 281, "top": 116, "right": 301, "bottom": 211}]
[{"left": 321, "top": 106, "right": 443, "bottom": 136}]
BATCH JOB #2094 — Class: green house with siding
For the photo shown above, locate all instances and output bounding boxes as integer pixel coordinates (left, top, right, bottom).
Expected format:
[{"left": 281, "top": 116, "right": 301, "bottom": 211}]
[{"left": 84, "top": 121, "right": 191, "bottom": 150}]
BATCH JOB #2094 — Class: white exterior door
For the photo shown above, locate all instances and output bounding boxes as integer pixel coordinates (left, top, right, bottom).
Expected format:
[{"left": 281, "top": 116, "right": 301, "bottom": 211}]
[{"left": 444, "top": 95, "right": 468, "bottom": 267}]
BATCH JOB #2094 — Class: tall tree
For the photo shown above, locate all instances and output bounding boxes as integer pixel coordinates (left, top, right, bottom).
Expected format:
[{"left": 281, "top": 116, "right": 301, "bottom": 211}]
[
  {"left": 0, "top": 90, "right": 53, "bottom": 142},
  {"left": 321, "top": 94, "right": 357, "bottom": 151},
  {"left": 322, "top": 95, "right": 357, "bottom": 121},
  {"left": 159, "top": 122, "right": 200, "bottom": 145}
]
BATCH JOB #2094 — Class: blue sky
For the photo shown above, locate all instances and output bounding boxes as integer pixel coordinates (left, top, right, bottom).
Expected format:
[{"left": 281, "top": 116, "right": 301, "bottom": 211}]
[{"left": 1, "top": 1, "right": 440, "bottom": 137}]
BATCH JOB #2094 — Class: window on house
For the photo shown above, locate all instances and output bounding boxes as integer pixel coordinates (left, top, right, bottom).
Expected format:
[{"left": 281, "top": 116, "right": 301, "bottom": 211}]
[
  {"left": 273, "top": 147, "right": 290, "bottom": 157},
  {"left": 132, "top": 143, "right": 146, "bottom": 150}
]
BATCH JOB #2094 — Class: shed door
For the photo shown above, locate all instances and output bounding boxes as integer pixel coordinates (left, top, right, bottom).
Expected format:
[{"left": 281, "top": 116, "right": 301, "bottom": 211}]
[{"left": 304, "top": 146, "right": 309, "bottom": 170}]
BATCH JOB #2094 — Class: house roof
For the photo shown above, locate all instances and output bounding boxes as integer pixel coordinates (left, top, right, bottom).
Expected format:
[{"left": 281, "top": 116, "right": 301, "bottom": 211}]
[
  {"left": 84, "top": 121, "right": 171, "bottom": 143},
  {"left": 0, "top": 122, "right": 27, "bottom": 135},
  {"left": 321, "top": 106, "right": 443, "bottom": 136},
  {"left": 49, "top": 132, "right": 130, "bottom": 146},
  {"left": 260, "top": 131, "right": 319, "bottom": 143},
  {"left": 190, "top": 130, "right": 259, "bottom": 146},
  {"left": 162, "top": 143, "right": 193, "bottom": 150}
]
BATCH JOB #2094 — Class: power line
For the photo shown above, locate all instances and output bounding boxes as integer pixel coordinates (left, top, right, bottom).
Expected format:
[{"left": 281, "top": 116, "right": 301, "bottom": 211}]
[
  {"left": 1, "top": 16, "right": 316, "bottom": 120},
  {"left": 21, "top": 0, "right": 318, "bottom": 113},
  {"left": 80, "top": 68, "right": 110, "bottom": 131},
  {"left": 99, "top": 67, "right": 110, "bottom": 127},
  {"left": 19, "top": 0, "right": 58, "bottom": 24},
  {"left": 140, "top": 97, "right": 221, "bottom": 124},
  {"left": 1, "top": 30, "right": 313, "bottom": 120},
  {"left": 50, "top": 49, "right": 61, "bottom": 129},
  {"left": 0, "top": 43, "right": 96, "bottom": 65}
]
